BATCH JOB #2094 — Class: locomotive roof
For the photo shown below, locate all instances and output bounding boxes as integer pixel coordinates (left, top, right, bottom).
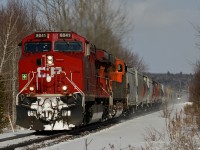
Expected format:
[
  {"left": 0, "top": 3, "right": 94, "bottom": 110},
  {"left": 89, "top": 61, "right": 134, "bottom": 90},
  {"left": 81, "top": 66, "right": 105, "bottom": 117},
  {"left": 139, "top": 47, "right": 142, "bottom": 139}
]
[{"left": 21, "top": 31, "right": 89, "bottom": 43}]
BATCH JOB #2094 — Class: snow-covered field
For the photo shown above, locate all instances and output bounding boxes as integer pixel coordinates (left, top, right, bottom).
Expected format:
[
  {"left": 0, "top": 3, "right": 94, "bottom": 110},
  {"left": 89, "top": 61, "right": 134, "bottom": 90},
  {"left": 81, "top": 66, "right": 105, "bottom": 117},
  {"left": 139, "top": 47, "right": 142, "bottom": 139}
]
[
  {"left": 40, "top": 98, "right": 186, "bottom": 150},
  {"left": 40, "top": 111, "right": 168, "bottom": 150}
]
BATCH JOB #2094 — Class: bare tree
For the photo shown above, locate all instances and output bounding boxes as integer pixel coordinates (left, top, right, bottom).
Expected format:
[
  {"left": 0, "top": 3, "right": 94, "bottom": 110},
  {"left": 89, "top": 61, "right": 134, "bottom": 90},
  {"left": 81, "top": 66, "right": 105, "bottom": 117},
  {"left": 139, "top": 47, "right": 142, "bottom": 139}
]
[
  {"left": 0, "top": 0, "right": 41, "bottom": 126},
  {"left": 118, "top": 48, "right": 148, "bottom": 72},
  {"left": 83, "top": 138, "right": 93, "bottom": 150},
  {"left": 72, "top": 1, "right": 131, "bottom": 49},
  {"left": 189, "top": 61, "right": 200, "bottom": 128},
  {"left": 33, "top": 0, "right": 72, "bottom": 31}
]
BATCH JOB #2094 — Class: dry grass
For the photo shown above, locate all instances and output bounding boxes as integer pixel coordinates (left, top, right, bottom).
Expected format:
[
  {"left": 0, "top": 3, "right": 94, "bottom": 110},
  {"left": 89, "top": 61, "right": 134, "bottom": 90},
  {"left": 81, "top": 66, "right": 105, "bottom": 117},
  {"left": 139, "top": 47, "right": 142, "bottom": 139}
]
[{"left": 142, "top": 102, "right": 200, "bottom": 150}]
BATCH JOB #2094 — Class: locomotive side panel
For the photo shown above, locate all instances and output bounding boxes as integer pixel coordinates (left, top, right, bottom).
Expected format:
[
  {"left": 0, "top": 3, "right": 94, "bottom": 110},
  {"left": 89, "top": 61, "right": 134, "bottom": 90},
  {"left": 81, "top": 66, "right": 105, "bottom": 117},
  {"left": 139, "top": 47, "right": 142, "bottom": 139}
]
[
  {"left": 83, "top": 55, "right": 97, "bottom": 101},
  {"left": 112, "top": 75, "right": 126, "bottom": 100}
]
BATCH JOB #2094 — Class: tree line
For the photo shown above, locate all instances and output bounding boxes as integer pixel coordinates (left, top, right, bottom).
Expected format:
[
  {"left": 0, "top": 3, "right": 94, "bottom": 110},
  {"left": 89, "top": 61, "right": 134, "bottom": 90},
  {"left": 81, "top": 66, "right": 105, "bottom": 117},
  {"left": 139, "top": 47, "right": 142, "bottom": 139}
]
[
  {"left": 148, "top": 72, "right": 192, "bottom": 93},
  {"left": 0, "top": 0, "right": 147, "bottom": 131}
]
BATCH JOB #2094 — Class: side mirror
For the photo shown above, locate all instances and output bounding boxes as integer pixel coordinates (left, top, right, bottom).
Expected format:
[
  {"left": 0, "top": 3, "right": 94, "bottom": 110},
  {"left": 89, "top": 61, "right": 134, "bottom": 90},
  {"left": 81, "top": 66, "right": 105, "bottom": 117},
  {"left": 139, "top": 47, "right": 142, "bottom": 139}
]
[{"left": 85, "top": 43, "right": 90, "bottom": 56}]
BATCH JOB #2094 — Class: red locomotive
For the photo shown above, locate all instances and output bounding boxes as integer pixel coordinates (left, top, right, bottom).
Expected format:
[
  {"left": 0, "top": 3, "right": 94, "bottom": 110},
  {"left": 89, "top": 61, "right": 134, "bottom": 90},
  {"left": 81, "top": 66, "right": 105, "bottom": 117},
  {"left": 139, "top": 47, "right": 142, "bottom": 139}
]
[{"left": 16, "top": 31, "right": 175, "bottom": 130}]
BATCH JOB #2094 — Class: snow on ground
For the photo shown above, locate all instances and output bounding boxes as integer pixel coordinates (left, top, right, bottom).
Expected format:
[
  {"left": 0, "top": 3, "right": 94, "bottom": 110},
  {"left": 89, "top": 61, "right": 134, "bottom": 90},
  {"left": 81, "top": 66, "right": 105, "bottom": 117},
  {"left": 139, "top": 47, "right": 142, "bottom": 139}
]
[
  {"left": 39, "top": 98, "right": 187, "bottom": 150},
  {"left": 40, "top": 112, "right": 167, "bottom": 150},
  {"left": 0, "top": 130, "right": 38, "bottom": 149}
]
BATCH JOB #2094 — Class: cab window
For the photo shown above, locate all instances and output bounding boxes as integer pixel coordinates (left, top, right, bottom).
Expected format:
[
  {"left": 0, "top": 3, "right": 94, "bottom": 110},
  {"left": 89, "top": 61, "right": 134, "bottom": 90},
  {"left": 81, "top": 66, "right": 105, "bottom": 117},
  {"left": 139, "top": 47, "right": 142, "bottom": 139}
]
[
  {"left": 118, "top": 64, "right": 123, "bottom": 72},
  {"left": 54, "top": 41, "right": 83, "bottom": 52},
  {"left": 25, "top": 42, "right": 51, "bottom": 53}
]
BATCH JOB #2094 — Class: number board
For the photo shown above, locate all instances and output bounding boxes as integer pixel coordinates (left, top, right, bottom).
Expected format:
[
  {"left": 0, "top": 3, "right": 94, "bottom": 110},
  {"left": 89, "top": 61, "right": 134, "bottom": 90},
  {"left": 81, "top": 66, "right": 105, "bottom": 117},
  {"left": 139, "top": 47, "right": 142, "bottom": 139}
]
[
  {"left": 35, "top": 33, "right": 48, "bottom": 38},
  {"left": 58, "top": 32, "right": 72, "bottom": 38}
]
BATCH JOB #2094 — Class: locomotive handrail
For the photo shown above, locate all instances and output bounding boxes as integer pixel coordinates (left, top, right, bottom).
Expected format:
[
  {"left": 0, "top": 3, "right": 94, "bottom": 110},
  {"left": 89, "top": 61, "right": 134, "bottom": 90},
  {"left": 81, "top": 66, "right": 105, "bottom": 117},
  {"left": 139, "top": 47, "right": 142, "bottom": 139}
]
[
  {"left": 61, "top": 71, "right": 85, "bottom": 107},
  {"left": 101, "top": 86, "right": 113, "bottom": 106},
  {"left": 100, "top": 86, "right": 111, "bottom": 96},
  {"left": 16, "top": 71, "right": 36, "bottom": 105}
]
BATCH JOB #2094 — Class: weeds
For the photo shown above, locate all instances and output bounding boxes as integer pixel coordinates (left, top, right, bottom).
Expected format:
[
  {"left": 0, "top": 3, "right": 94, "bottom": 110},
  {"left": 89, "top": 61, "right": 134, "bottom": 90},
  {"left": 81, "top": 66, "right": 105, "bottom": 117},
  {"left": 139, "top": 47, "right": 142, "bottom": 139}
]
[
  {"left": 83, "top": 138, "right": 93, "bottom": 150},
  {"left": 142, "top": 102, "right": 200, "bottom": 150}
]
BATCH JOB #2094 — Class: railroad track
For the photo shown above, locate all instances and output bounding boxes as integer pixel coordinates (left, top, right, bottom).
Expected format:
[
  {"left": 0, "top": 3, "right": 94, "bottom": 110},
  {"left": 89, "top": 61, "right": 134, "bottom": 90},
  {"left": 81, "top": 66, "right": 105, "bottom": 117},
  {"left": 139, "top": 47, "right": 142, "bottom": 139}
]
[
  {"left": 0, "top": 132, "right": 34, "bottom": 143},
  {"left": 0, "top": 130, "right": 76, "bottom": 150},
  {"left": 1, "top": 105, "right": 161, "bottom": 150}
]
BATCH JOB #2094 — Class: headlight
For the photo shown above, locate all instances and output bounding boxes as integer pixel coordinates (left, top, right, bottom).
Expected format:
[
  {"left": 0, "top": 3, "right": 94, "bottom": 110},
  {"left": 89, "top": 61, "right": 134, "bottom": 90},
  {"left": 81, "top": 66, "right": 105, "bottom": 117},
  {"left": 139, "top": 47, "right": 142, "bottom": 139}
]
[
  {"left": 62, "top": 85, "right": 68, "bottom": 91},
  {"left": 47, "top": 55, "right": 53, "bottom": 65},
  {"left": 47, "top": 60, "right": 53, "bottom": 65},
  {"left": 47, "top": 56, "right": 53, "bottom": 60},
  {"left": 29, "top": 86, "right": 34, "bottom": 92}
]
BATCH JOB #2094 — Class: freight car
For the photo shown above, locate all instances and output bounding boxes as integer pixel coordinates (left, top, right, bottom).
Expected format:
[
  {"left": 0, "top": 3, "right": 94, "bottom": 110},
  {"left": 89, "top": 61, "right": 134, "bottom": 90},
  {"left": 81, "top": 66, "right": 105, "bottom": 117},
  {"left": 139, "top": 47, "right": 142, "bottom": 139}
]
[{"left": 16, "top": 31, "right": 175, "bottom": 131}]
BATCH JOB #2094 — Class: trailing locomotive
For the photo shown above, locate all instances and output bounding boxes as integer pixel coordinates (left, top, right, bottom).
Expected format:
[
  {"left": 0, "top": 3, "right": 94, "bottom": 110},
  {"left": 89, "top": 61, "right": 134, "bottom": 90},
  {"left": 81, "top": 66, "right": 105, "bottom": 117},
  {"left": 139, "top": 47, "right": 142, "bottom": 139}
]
[{"left": 16, "top": 31, "right": 175, "bottom": 131}]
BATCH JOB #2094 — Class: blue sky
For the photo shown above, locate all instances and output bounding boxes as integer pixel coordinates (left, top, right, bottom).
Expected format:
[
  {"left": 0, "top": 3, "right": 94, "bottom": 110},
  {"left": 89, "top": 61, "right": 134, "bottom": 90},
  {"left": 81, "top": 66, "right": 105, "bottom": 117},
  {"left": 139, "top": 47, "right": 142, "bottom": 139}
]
[{"left": 116, "top": 0, "right": 200, "bottom": 73}]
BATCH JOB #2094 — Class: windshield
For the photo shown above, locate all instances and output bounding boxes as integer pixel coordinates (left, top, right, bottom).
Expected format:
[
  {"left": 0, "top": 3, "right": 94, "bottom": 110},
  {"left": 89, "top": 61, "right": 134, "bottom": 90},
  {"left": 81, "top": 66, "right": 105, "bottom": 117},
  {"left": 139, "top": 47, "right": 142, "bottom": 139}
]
[
  {"left": 54, "top": 41, "right": 83, "bottom": 52},
  {"left": 24, "top": 42, "right": 51, "bottom": 53}
]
